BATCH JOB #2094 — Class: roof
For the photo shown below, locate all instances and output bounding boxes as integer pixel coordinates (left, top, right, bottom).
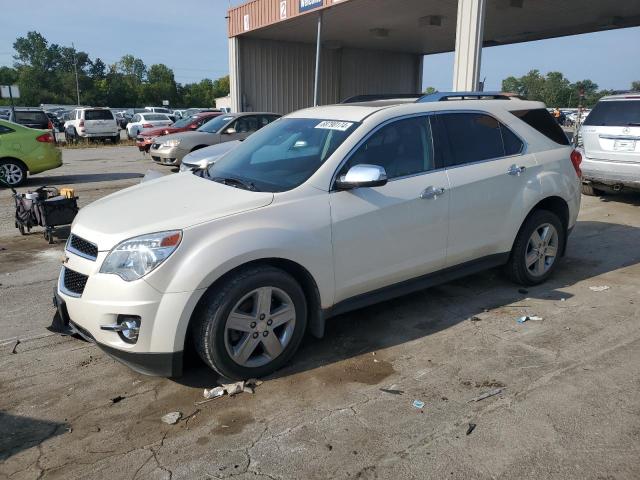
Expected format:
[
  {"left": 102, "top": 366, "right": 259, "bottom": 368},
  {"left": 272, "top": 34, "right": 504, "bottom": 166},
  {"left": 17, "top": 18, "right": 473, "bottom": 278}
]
[
  {"left": 599, "top": 93, "right": 640, "bottom": 101},
  {"left": 288, "top": 98, "right": 546, "bottom": 122}
]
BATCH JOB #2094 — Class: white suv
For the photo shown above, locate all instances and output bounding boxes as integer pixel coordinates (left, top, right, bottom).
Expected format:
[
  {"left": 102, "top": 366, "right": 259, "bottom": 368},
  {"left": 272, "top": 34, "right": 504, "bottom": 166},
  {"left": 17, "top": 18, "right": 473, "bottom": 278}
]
[
  {"left": 54, "top": 95, "right": 581, "bottom": 379},
  {"left": 579, "top": 94, "right": 640, "bottom": 195},
  {"left": 64, "top": 107, "right": 119, "bottom": 143}
]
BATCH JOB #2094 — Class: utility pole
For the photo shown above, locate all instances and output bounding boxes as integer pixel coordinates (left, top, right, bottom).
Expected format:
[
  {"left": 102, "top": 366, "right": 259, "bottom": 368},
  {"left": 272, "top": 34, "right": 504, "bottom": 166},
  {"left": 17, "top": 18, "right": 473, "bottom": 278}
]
[{"left": 72, "top": 42, "right": 80, "bottom": 105}]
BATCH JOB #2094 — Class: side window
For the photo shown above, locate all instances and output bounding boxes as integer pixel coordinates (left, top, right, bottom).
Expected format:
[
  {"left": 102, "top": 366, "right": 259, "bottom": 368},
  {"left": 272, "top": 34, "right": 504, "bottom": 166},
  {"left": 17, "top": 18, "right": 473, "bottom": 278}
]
[
  {"left": 439, "top": 113, "right": 504, "bottom": 166},
  {"left": 341, "top": 116, "right": 435, "bottom": 180},
  {"left": 510, "top": 108, "right": 569, "bottom": 145},
  {"left": 500, "top": 124, "right": 524, "bottom": 156},
  {"left": 234, "top": 116, "right": 259, "bottom": 133},
  {"left": 0, "top": 124, "right": 14, "bottom": 135}
]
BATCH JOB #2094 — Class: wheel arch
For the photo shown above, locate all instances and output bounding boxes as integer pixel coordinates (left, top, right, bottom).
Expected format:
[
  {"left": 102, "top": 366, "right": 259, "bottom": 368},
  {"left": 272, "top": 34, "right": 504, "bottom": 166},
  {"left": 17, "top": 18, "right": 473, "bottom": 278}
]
[
  {"left": 0, "top": 156, "right": 29, "bottom": 174},
  {"left": 190, "top": 145, "right": 208, "bottom": 152},
  {"left": 183, "top": 257, "right": 325, "bottom": 353},
  {"left": 520, "top": 195, "right": 570, "bottom": 255}
]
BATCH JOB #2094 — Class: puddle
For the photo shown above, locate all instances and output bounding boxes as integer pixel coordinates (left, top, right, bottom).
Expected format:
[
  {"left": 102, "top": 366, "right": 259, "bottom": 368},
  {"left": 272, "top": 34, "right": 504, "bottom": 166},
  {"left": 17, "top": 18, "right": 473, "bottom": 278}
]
[
  {"left": 315, "top": 356, "right": 395, "bottom": 386},
  {"left": 212, "top": 409, "right": 254, "bottom": 436},
  {"left": 0, "top": 235, "right": 64, "bottom": 274}
]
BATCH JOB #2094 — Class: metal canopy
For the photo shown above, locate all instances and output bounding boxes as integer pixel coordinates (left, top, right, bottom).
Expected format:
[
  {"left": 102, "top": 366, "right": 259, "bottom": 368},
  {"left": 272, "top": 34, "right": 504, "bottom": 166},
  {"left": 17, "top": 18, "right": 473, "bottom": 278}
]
[{"left": 234, "top": 0, "right": 640, "bottom": 54}]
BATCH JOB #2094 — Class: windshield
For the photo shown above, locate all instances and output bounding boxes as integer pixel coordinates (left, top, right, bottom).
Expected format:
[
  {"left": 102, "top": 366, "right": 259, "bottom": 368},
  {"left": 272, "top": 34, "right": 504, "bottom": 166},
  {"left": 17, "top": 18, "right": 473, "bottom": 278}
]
[
  {"left": 584, "top": 100, "right": 640, "bottom": 126},
  {"left": 206, "top": 118, "right": 359, "bottom": 192},
  {"left": 198, "top": 115, "right": 234, "bottom": 133},
  {"left": 170, "top": 115, "right": 197, "bottom": 128},
  {"left": 144, "top": 114, "right": 170, "bottom": 121}
]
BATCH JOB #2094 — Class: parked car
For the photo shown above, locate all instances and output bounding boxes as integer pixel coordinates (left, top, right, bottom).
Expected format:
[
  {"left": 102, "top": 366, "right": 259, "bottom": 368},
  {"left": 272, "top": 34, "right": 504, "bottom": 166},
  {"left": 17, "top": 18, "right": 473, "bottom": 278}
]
[
  {"left": 179, "top": 140, "right": 241, "bottom": 172},
  {"left": 126, "top": 113, "right": 173, "bottom": 139},
  {"left": 0, "top": 108, "right": 10, "bottom": 120},
  {"left": 145, "top": 107, "right": 173, "bottom": 115},
  {"left": 136, "top": 112, "right": 222, "bottom": 152},
  {"left": 579, "top": 94, "right": 640, "bottom": 195},
  {"left": 173, "top": 109, "right": 186, "bottom": 119},
  {"left": 8, "top": 108, "right": 52, "bottom": 130},
  {"left": 184, "top": 108, "right": 219, "bottom": 117},
  {"left": 0, "top": 119, "right": 62, "bottom": 186},
  {"left": 64, "top": 107, "right": 119, "bottom": 143},
  {"left": 46, "top": 112, "right": 65, "bottom": 133},
  {"left": 114, "top": 111, "right": 128, "bottom": 130},
  {"left": 150, "top": 112, "right": 280, "bottom": 166},
  {"left": 54, "top": 95, "right": 581, "bottom": 379}
]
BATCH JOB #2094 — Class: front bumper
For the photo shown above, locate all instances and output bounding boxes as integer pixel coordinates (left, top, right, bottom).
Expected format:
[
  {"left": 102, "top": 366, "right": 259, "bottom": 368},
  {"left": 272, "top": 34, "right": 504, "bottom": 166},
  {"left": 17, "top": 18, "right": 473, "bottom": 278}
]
[
  {"left": 53, "top": 248, "right": 200, "bottom": 377},
  {"left": 150, "top": 145, "right": 188, "bottom": 166},
  {"left": 52, "top": 290, "right": 183, "bottom": 376}
]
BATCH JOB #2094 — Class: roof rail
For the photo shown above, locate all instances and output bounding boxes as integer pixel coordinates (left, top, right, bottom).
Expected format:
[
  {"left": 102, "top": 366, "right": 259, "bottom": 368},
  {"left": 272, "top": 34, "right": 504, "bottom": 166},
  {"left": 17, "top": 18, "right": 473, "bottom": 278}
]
[
  {"left": 341, "top": 94, "right": 421, "bottom": 104},
  {"left": 416, "top": 91, "right": 515, "bottom": 103}
]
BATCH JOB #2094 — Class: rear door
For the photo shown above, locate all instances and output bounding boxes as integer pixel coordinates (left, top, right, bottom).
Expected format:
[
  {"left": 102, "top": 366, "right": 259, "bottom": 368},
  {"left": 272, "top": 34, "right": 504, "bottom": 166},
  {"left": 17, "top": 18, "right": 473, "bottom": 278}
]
[
  {"left": 581, "top": 99, "right": 640, "bottom": 163},
  {"left": 435, "top": 112, "right": 535, "bottom": 266},
  {"left": 84, "top": 109, "right": 116, "bottom": 135}
]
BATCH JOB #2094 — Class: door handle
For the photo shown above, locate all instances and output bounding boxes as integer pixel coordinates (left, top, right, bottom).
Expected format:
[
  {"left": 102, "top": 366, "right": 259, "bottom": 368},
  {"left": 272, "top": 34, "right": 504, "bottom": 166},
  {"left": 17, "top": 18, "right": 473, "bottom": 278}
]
[
  {"left": 507, "top": 164, "right": 526, "bottom": 176},
  {"left": 420, "top": 186, "right": 446, "bottom": 200}
]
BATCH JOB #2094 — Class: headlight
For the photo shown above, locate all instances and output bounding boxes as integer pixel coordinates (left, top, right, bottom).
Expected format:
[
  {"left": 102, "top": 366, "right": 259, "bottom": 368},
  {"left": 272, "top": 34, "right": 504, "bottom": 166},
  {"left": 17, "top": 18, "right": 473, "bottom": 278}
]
[
  {"left": 100, "top": 231, "right": 182, "bottom": 281},
  {"left": 162, "top": 139, "right": 181, "bottom": 148}
]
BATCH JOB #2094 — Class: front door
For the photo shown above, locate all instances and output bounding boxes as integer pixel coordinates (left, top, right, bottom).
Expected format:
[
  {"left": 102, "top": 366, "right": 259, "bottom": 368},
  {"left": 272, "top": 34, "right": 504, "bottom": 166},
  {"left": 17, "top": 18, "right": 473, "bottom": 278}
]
[{"left": 330, "top": 115, "right": 450, "bottom": 303}]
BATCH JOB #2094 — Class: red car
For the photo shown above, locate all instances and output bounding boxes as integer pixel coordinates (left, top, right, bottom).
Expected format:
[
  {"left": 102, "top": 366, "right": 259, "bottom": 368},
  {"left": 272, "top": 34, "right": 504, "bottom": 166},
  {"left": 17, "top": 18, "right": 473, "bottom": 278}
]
[{"left": 136, "top": 112, "right": 221, "bottom": 152}]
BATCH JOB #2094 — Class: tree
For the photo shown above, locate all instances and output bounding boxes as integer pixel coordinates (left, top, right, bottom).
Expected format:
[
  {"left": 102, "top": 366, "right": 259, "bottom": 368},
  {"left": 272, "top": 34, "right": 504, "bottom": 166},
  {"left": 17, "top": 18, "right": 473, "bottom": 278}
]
[
  {"left": 423, "top": 86, "right": 438, "bottom": 94},
  {"left": 631, "top": 81, "right": 640, "bottom": 92}
]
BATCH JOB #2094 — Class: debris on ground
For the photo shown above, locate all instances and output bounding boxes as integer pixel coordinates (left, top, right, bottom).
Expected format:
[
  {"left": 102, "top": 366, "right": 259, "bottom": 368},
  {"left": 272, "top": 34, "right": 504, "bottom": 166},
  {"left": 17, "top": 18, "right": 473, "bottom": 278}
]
[
  {"left": 111, "top": 395, "right": 125, "bottom": 404},
  {"left": 475, "top": 380, "right": 505, "bottom": 388},
  {"left": 161, "top": 411, "right": 182, "bottom": 425},
  {"left": 517, "top": 315, "right": 543, "bottom": 324},
  {"left": 469, "top": 316, "right": 482, "bottom": 322},
  {"left": 11, "top": 338, "right": 20, "bottom": 354},
  {"left": 466, "top": 423, "right": 476, "bottom": 435},
  {"left": 470, "top": 388, "right": 504, "bottom": 402},
  {"left": 412, "top": 400, "right": 425, "bottom": 409},
  {"left": 197, "top": 379, "right": 263, "bottom": 405},
  {"left": 589, "top": 285, "right": 610, "bottom": 292},
  {"left": 380, "top": 388, "right": 404, "bottom": 395}
]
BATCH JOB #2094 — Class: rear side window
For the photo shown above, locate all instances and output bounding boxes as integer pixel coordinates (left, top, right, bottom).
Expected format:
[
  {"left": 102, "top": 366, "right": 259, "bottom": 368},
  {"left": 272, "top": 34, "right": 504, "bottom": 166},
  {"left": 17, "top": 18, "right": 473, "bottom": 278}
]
[
  {"left": 583, "top": 100, "right": 640, "bottom": 127},
  {"left": 0, "top": 124, "right": 14, "bottom": 135},
  {"left": 438, "top": 113, "right": 521, "bottom": 166},
  {"left": 84, "top": 110, "right": 114, "bottom": 120},
  {"left": 511, "top": 109, "right": 569, "bottom": 145},
  {"left": 145, "top": 114, "right": 169, "bottom": 121}
]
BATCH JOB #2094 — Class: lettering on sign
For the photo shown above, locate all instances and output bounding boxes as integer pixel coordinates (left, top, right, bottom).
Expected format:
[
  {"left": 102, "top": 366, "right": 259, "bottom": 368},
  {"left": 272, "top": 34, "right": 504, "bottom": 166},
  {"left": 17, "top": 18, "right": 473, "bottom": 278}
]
[
  {"left": 243, "top": 14, "right": 250, "bottom": 31},
  {"left": 280, "top": 0, "right": 287, "bottom": 19},
  {"left": 299, "top": 0, "right": 322, "bottom": 13}
]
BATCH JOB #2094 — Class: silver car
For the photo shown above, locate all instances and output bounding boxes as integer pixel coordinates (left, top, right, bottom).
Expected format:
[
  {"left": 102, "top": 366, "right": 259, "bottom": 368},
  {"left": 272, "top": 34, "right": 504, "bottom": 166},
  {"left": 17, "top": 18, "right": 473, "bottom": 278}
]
[
  {"left": 580, "top": 94, "right": 640, "bottom": 195},
  {"left": 150, "top": 112, "right": 281, "bottom": 166}
]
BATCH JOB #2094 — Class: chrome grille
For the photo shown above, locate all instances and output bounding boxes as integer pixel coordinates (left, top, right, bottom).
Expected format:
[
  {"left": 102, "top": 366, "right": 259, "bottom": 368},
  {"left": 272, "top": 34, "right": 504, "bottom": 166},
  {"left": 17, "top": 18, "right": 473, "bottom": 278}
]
[
  {"left": 68, "top": 234, "right": 98, "bottom": 261},
  {"left": 63, "top": 268, "right": 88, "bottom": 296}
]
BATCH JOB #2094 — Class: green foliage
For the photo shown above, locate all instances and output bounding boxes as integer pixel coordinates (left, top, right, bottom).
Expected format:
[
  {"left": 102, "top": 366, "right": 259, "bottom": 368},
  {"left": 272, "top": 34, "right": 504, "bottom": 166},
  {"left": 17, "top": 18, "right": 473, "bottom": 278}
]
[
  {"left": 631, "top": 81, "right": 640, "bottom": 92},
  {"left": 423, "top": 86, "right": 438, "bottom": 94},
  {"left": 501, "top": 70, "right": 619, "bottom": 108},
  {"left": 2, "top": 31, "right": 230, "bottom": 108}
]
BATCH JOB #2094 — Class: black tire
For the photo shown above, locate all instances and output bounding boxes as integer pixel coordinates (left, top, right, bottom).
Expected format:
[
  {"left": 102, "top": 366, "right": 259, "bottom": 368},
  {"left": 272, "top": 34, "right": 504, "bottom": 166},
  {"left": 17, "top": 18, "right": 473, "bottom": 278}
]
[
  {"left": 0, "top": 159, "right": 27, "bottom": 187},
  {"left": 581, "top": 183, "right": 603, "bottom": 196},
  {"left": 505, "top": 209, "right": 565, "bottom": 286},
  {"left": 192, "top": 266, "right": 307, "bottom": 380},
  {"left": 112, "top": 134, "right": 120, "bottom": 144}
]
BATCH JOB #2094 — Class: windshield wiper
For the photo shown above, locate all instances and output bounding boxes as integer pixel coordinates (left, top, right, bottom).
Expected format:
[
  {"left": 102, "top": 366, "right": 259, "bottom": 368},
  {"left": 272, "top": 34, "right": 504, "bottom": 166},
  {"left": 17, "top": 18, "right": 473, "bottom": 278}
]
[
  {"left": 627, "top": 122, "right": 640, "bottom": 126},
  {"left": 212, "top": 176, "right": 259, "bottom": 191}
]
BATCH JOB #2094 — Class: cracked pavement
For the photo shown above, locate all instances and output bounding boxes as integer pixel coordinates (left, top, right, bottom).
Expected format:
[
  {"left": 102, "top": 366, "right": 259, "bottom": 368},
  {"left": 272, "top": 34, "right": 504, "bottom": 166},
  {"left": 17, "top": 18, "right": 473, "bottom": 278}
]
[{"left": 1, "top": 147, "right": 640, "bottom": 479}]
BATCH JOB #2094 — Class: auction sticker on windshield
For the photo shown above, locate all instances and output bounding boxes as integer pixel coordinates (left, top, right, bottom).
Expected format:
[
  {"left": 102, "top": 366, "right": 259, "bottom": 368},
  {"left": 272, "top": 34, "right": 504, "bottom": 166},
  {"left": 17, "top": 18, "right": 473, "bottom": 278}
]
[{"left": 315, "top": 121, "right": 353, "bottom": 131}]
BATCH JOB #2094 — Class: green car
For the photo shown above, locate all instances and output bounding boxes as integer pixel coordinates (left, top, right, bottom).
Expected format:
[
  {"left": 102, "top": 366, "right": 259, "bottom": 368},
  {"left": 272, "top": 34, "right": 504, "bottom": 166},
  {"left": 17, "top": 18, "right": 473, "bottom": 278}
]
[{"left": 0, "top": 119, "right": 62, "bottom": 187}]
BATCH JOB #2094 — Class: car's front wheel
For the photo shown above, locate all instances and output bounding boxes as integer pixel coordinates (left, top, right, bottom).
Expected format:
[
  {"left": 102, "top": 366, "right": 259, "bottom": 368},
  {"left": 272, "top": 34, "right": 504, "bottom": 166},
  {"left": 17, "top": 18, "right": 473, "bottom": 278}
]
[
  {"left": 0, "top": 159, "right": 27, "bottom": 187},
  {"left": 505, "top": 209, "right": 565, "bottom": 286},
  {"left": 192, "top": 266, "right": 307, "bottom": 380}
]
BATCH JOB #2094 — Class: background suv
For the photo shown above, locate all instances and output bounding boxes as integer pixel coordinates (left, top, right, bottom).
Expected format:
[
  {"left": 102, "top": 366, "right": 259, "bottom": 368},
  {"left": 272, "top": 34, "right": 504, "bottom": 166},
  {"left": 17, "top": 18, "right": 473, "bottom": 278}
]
[
  {"left": 8, "top": 108, "right": 52, "bottom": 130},
  {"left": 65, "top": 107, "right": 119, "bottom": 143},
  {"left": 55, "top": 95, "right": 580, "bottom": 379},
  {"left": 579, "top": 94, "right": 640, "bottom": 195}
]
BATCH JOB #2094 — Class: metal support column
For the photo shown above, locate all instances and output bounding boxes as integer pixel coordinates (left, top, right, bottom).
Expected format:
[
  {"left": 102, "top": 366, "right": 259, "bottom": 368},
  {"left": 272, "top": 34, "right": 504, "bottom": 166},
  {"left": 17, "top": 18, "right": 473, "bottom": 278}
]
[
  {"left": 313, "top": 11, "right": 323, "bottom": 107},
  {"left": 452, "top": 0, "right": 486, "bottom": 91},
  {"left": 228, "top": 36, "right": 242, "bottom": 112}
]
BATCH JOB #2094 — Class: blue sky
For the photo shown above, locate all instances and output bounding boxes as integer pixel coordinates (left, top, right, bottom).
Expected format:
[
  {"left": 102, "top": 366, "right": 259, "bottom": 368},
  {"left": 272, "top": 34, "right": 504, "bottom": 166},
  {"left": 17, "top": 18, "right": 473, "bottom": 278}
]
[{"left": 1, "top": 1, "right": 638, "bottom": 91}]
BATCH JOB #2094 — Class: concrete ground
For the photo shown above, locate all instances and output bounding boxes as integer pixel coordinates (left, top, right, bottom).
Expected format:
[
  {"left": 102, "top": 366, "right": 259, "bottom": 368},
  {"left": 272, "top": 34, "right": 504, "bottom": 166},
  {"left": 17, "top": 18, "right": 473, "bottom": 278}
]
[{"left": 1, "top": 146, "right": 640, "bottom": 480}]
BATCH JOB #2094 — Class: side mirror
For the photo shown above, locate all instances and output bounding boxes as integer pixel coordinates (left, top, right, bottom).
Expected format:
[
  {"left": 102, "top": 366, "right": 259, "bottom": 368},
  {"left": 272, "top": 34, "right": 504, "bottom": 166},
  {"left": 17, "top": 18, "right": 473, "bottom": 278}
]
[
  {"left": 223, "top": 127, "right": 236, "bottom": 135},
  {"left": 335, "top": 164, "right": 387, "bottom": 190}
]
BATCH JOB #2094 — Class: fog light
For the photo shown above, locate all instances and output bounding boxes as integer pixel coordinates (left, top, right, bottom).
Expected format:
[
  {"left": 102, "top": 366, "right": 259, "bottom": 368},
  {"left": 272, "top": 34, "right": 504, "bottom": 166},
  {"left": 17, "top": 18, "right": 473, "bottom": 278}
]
[{"left": 100, "top": 315, "right": 141, "bottom": 344}]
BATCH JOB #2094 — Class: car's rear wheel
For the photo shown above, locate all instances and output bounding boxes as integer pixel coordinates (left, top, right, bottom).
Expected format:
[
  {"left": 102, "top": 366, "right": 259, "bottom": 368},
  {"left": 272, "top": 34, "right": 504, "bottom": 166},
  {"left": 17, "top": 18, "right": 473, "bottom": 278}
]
[
  {"left": 581, "top": 183, "right": 603, "bottom": 196},
  {"left": 112, "top": 134, "right": 120, "bottom": 144},
  {"left": 505, "top": 209, "right": 565, "bottom": 286},
  {"left": 192, "top": 266, "right": 307, "bottom": 380},
  {"left": 0, "top": 160, "right": 27, "bottom": 187}
]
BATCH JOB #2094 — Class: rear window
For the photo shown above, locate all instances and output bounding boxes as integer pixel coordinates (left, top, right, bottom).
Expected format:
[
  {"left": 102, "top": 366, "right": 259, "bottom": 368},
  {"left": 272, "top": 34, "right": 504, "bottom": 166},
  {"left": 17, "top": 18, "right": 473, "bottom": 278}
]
[
  {"left": 510, "top": 109, "right": 569, "bottom": 145},
  {"left": 583, "top": 100, "right": 640, "bottom": 127},
  {"left": 144, "top": 114, "right": 169, "bottom": 121},
  {"left": 84, "top": 109, "right": 114, "bottom": 120},
  {"left": 15, "top": 111, "right": 48, "bottom": 123}
]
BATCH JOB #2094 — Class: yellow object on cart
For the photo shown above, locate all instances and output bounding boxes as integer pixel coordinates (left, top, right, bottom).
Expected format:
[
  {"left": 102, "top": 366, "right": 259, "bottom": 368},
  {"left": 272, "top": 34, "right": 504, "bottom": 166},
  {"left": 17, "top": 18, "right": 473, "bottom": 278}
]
[{"left": 59, "top": 187, "right": 75, "bottom": 199}]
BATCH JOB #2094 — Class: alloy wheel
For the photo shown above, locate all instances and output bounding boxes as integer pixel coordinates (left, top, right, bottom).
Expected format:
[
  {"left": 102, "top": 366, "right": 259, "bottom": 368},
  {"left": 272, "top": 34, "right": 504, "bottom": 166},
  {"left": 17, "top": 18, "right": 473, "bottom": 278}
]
[
  {"left": 525, "top": 223, "right": 559, "bottom": 277},
  {"left": 1, "top": 163, "right": 24, "bottom": 186},
  {"left": 224, "top": 286, "right": 296, "bottom": 368}
]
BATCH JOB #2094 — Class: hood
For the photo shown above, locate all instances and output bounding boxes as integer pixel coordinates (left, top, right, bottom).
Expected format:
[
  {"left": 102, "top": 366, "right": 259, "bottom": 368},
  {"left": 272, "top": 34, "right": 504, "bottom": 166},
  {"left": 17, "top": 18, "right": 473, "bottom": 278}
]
[
  {"left": 140, "top": 126, "right": 179, "bottom": 137},
  {"left": 182, "top": 140, "right": 241, "bottom": 166},
  {"left": 71, "top": 173, "right": 274, "bottom": 250},
  {"left": 154, "top": 130, "right": 217, "bottom": 146}
]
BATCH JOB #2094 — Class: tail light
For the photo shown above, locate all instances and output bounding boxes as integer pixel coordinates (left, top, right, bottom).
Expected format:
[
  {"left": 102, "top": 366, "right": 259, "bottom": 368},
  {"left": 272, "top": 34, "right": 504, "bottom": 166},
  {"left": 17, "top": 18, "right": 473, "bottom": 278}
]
[
  {"left": 570, "top": 149, "right": 582, "bottom": 177},
  {"left": 142, "top": 124, "right": 152, "bottom": 128},
  {"left": 79, "top": 120, "right": 85, "bottom": 127},
  {"left": 48, "top": 120, "right": 53, "bottom": 130},
  {"left": 36, "top": 133, "right": 54, "bottom": 143}
]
